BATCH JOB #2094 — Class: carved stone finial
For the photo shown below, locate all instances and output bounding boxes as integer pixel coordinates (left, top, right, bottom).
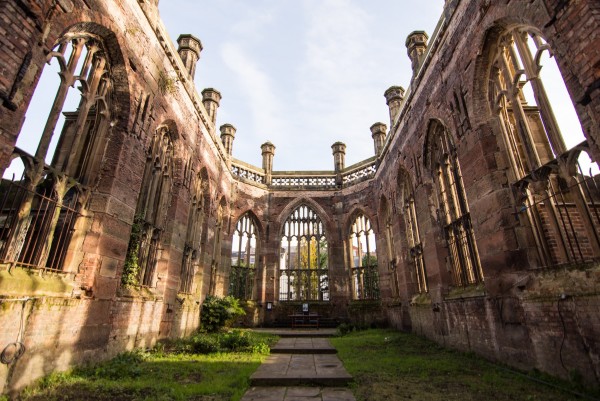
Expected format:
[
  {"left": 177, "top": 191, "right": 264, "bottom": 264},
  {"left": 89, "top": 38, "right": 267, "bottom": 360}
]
[
  {"left": 370, "top": 122, "right": 387, "bottom": 156},
  {"left": 177, "top": 34, "right": 203, "bottom": 80},
  {"left": 202, "top": 88, "right": 221, "bottom": 124},
  {"left": 219, "top": 123, "right": 236, "bottom": 156},
  {"left": 406, "top": 31, "right": 429, "bottom": 75},
  {"left": 384, "top": 86, "right": 405, "bottom": 127},
  {"left": 261, "top": 141, "right": 276, "bottom": 184},
  {"left": 331, "top": 141, "right": 347, "bottom": 172}
]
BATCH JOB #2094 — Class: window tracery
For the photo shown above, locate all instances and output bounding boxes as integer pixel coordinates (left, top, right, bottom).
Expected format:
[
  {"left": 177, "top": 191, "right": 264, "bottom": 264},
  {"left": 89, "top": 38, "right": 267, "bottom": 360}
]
[
  {"left": 398, "top": 171, "right": 428, "bottom": 293},
  {"left": 348, "top": 213, "right": 379, "bottom": 300},
  {"left": 179, "top": 172, "right": 206, "bottom": 293},
  {"left": 426, "top": 121, "right": 483, "bottom": 286},
  {"left": 228, "top": 212, "right": 259, "bottom": 300},
  {"left": 0, "top": 33, "right": 112, "bottom": 271},
  {"left": 490, "top": 28, "right": 600, "bottom": 266},
  {"left": 279, "top": 205, "right": 329, "bottom": 301},
  {"left": 125, "top": 125, "right": 174, "bottom": 287}
]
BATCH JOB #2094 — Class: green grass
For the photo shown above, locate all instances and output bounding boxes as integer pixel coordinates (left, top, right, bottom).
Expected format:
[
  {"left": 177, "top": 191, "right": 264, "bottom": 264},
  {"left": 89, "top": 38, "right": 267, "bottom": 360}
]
[
  {"left": 17, "top": 330, "right": 278, "bottom": 401},
  {"left": 331, "top": 329, "right": 600, "bottom": 401}
]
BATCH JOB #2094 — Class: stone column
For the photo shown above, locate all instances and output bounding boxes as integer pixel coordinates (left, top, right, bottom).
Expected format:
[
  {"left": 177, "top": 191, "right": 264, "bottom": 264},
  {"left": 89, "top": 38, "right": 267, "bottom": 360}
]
[
  {"left": 202, "top": 88, "right": 221, "bottom": 125},
  {"left": 332, "top": 142, "right": 346, "bottom": 186},
  {"left": 406, "top": 31, "right": 429, "bottom": 77},
  {"left": 384, "top": 86, "right": 405, "bottom": 128},
  {"left": 219, "top": 124, "right": 236, "bottom": 157},
  {"left": 370, "top": 122, "right": 387, "bottom": 157},
  {"left": 177, "top": 34, "right": 203, "bottom": 80},
  {"left": 261, "top": 141, "right": 276, "bottom": 185}
]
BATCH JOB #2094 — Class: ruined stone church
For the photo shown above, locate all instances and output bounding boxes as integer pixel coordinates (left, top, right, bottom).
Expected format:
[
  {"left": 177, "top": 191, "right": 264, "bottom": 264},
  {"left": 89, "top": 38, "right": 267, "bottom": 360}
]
[{"left": 1, "top": 0, "right": 599, "bottom": 394}]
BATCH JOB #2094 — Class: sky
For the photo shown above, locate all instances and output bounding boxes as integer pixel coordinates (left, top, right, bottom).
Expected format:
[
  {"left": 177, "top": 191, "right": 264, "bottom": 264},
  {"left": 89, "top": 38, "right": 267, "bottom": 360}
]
[
  {"left": 158, "top": 0, "right": 445, "bottom": 171},
  {"left": 4, "top": 1, "right": 591, "bottom": 180}
]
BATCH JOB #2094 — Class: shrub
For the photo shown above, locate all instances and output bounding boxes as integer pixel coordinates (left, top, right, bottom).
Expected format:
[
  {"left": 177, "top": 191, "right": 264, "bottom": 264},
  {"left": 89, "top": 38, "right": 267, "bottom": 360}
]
[
  {"left": 200, "top": 296, "right": 246, "bottom": 332},
  {"left": 337, "top": 323, "right": 353, "bottom": 336},
  {"left": 89, "top": 350, "right": 147, "bottom": 379},
  {"left": 190, "top": 334, "right": 220, "bottom": 354},
  {"left": 220, "top": 330, "right": 251, "bottom": 351}
]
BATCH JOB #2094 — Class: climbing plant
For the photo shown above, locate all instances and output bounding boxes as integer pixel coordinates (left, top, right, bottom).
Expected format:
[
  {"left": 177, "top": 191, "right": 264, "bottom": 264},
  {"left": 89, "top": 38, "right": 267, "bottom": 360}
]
[{"left": 121, "top": 215, "right": 145, "bottom": 287}]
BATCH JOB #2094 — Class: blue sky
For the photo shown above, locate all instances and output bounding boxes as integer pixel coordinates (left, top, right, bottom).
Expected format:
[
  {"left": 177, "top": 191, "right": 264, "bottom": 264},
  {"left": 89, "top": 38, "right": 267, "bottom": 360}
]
[
  {"left": 5, "top": 1, "right": 589, "bottom": 180},
  {"left": 158, "top": 1, "right": 445, "bottom": 171}
]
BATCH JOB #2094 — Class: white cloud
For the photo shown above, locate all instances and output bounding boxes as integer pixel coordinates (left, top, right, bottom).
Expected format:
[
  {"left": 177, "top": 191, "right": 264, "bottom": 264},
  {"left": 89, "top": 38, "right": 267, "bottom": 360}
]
[
  {"left": 293, "top": 0, "right": 383, "bottom": 168},
  {"left": 221, "top": 42, "right": 286, "bottom": 146}
]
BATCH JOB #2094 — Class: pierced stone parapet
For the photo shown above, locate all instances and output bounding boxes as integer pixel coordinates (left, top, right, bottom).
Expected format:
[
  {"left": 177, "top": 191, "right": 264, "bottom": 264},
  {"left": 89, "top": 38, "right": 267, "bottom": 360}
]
[
  {"left": 342, "top": 159, "right": 377, "bottom": 186},
  {"left": 271, "top": 173, "right": 337, "bottom": 189},
  {"left": 231, "top": 162, "right": 265, "bottom": 185}
]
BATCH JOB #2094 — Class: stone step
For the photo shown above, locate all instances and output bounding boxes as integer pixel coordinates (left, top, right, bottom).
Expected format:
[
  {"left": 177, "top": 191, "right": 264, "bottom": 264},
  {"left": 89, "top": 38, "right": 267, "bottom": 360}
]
[
  {"left": 241, "top": 386, "right": 356, "bottom": 401},
  {"left": 250, "top": 353, "right": 353, "bottom": 387},
  {"left": 252, "top": 328, "right": 337, "bottom": 338},
  {"left": 271, "top": 337, "right": 337, "bottom": 354}
]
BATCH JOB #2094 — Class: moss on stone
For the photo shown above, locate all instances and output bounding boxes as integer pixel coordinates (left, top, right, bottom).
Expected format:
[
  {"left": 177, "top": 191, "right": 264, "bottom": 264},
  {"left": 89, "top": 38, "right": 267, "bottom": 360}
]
[{"left": 0, "top": 269, "right": 73, "bottom": 298}]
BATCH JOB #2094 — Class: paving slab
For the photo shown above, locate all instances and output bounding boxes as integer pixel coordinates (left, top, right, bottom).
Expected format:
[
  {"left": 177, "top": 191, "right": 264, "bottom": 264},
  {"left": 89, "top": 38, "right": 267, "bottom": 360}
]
[
  {"left": 271, "top": 337, "right": 337, "bottom": 354},
  {"left": 250, "top": 328, "right": 337, "bottom": 338},
  {"left": 250, "top": 353, "right": 352, "bottom": 386},
  {"left": 241, "top": 386, "right": 355, "bottom": 401}
]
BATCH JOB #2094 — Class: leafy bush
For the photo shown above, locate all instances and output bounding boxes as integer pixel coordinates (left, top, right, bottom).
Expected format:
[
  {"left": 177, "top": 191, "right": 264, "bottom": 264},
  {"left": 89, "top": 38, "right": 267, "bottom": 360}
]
[
  {"left": 200, "top": 296, "right": 245, "bottom": 332},
  {"left": 89, "top": 350, "right": 147, "bottom": 379},
  {"left": 220, "top": 330, "right": 251, "bottom": 351},
  {"left": 190, "top": 334, "right": 220, "bottom": 354},
  {"left": 337, "top": 323, "right": 353, "bottom": 336},
  {"left": 251, "top": 342, "right": 271, "bottom": 355}
]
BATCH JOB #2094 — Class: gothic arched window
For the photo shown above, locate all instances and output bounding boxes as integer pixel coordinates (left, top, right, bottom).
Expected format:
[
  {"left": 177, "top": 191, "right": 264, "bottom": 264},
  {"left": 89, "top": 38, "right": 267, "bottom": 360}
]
[
  {"left": 123, "top": 125, "right": 174, "bottom": 287},
  {"left": 398, "top": 170, "right": 428, "bottom": 293},
  {"left": 490, "top": 28, "right": 600, "bottom": 266},
  {"left": 279, "top": 205, "right": 329, "bottom": 301},
  {"left": 348, "top": 213, "right": 379, "bottom": 300},
  {"left": 180, "top": 172, "right": 206, "bottom": 294},
  {"left": 425, "top": 121, "right": 483, "bottom": 286},
  {"left": 0, "top": 33, "right": 112, "bottom": 271},
  {"left": 228, "top": 213, "right": 259, "bottom": 300}
]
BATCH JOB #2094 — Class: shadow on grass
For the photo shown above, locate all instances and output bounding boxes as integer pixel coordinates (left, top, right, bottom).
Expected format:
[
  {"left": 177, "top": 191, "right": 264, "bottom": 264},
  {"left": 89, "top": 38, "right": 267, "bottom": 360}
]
[
  {"left": 18, "top": 354, "right": 265, "bottom": 401},
  {"left": 331, "top": 329, "right": 600, "bottom": 401}
]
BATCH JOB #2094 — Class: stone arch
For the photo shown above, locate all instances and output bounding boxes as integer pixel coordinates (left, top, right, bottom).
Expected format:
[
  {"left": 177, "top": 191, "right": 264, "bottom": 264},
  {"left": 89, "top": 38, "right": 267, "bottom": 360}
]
[
  {"left": 231, "top": 209, "right": 264, "bottom": 237},
  {"left": 423, "top": 118, "right": 455, "bottom": 174},
  {"left": 345, "top": 208, "right": 380, "bottom": 300},
  {"left": 227, "top": 210, "right": 262, "bottom": 300},
  {"left": 277, "top": 199, "right": 331, "bottom": 302},
  {"left": 344, "top": 205, "right": 378, "bottom": 238},
  {"left": 276, "top": 197, "right": 333, "bottom": 240},
  {"left": 422, "top": 118, "right": 483, "bottom": 287},
  {"left": 46, "top": 17, "right": 132, "bottom": 132},
  {"left": 472, "top": 21, "right": 600, "bottom": 267}
]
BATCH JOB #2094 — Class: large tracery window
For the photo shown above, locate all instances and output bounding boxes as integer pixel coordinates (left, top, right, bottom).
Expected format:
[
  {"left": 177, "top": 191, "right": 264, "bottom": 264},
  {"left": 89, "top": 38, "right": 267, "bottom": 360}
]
[
  {"left": 228, "top": 213, "right": 259, "bottom": 300},
  {"left": 426, "top": 121, "right": 483, "bottom": 286},
  {"left": 491, "top": 28, "right": 600, "bottom": 266},
  {"left": 398, "top": 171, "right": 428, "bottom": 293},
  {"left": 1, "top": 33, "right": 112, "bottom": 271},
  {"left": 279, "top": 205, "right": 329, "bottom": 301},
  {"left": 179, "top": 172, "right": 206, "bottom": 294},
  {"left": 123, "top": 126, "right": 174, "bottom": 287},
  {"left": 348, "top": 213, "right": 379, "bottom": 300}
]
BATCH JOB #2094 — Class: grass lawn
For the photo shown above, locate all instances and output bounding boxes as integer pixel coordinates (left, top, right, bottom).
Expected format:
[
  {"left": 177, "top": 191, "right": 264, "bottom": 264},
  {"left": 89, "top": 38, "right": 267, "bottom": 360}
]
[
  {"left": 12, "top": 330, "right": 278, "bottom": 401},
  {"left": 330, "top": 329, "right": 600, "bottom": 401}
]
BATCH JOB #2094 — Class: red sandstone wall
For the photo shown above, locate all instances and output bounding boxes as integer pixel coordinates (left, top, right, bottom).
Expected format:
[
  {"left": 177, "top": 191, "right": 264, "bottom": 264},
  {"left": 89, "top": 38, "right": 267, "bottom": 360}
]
[{"left": 0, "top": 0, "right": 599, "bottom": 394}]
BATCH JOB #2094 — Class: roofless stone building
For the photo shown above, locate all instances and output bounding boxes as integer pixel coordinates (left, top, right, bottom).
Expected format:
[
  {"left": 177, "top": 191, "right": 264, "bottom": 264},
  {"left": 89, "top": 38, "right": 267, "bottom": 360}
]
[{"left": 1, "top": 0, "right": 599, "bottom": 393}]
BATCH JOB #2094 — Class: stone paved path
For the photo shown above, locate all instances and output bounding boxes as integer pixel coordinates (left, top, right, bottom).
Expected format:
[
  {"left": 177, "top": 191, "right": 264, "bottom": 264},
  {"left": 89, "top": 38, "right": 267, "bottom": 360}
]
[{"left": 241, "top": 330, "right": 355, "bottom": 401}]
